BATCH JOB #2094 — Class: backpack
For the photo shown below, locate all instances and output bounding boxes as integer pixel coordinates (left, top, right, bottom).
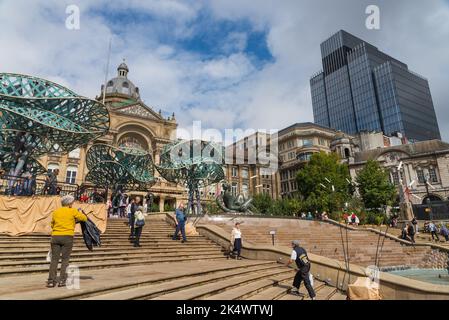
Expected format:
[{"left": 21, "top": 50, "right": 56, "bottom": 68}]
[{"left": 135, "top": 212, "right": 145, "bottom": 227}]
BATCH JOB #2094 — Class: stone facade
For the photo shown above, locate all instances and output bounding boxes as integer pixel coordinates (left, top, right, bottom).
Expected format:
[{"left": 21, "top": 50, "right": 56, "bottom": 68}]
[
  {"left": 38, "top": 62, "right": 185, "bottom": 211},
  {"left": 277, "top": 123, "right": 339, "bottom": 198},
  {"left": 346, "top": 140, "right": 449, "bottom": 205}
]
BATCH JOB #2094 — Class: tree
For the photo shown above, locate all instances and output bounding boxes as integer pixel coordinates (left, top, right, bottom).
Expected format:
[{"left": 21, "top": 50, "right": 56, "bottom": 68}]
[
  {"left": 296, "top": 152, "right": 353, "bottom": 213},
  {"left": 252, "top": 193, "right": 273, "bottom": 214},
  {"left": 356, "top": 160, "right": 397, "bottom": 212}
]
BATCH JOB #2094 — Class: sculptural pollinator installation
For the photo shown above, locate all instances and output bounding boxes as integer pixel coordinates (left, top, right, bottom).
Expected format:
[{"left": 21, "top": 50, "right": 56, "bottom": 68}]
[
  {"left": 156, "top": 139, "right": 225, "bottom": 215},
  {"left": 0, "top": 73, "right": 110, "bottom": 177}
]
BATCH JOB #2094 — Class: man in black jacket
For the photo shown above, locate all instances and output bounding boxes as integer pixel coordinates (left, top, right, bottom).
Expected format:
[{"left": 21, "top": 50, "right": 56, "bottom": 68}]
[
  {"left": 286, "top": 240, "right": 316, "bottom": 300},
  {"left": 129, "top": 196, "right": 140, "bottom": 241}
]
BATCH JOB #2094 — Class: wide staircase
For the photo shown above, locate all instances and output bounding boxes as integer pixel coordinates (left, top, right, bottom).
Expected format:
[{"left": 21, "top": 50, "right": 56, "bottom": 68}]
[
  {"left": 0, "top": 217, "right": 345, "bottom": 300},
  {"left": 208, "top": 219, "right": 436, "bottom": 268}
]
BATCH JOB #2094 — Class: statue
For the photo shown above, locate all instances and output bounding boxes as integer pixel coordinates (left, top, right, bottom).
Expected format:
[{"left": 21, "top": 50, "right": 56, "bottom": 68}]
[{"left": 216, "top": 182, "right": 256, "bottom": 214}]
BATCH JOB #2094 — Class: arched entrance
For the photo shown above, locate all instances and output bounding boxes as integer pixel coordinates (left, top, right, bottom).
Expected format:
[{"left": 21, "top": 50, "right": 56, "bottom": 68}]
[{"left": 422, "top": 194, "right": 442, "bottom": 204}]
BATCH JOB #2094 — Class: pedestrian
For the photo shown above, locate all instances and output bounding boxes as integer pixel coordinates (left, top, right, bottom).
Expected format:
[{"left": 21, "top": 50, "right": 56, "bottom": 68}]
[
  {"left": 128, "top": 196, "right": 139, "bottom": 241},
  {"left": 412, "top": 217, "right": 418, "bottom": 234},
  {"left": 133, "top": 206, "right": 145, "bottom": 247},
  {"left": 440, "top": 224, "right": 449, "bottom": 242},
  {"left": 230, "top": 222, "right": 243, "bottom": 260},
  {"left": 286, "top": 240, "right": 316, "bottom": 300},
  {"left": 400, "top": 225, "right": 410, "bottom": 241},
  {"left": 47, "top": 195, "right": 87, "bottom": 288},
  {"left": 407, "top": 222, "right": 415, "bottom": 243},
  {"left": 429, "top": 221, "right": 440, "bottom": 242},
  {"left": 172, "top": 203, "right": 187, "bottom": 243},
  {"left": 126, "top": 198, "right": 135, "bottom": 223},
  {"left": 119, "top": 194, "right": 128, "bottom": 218}
]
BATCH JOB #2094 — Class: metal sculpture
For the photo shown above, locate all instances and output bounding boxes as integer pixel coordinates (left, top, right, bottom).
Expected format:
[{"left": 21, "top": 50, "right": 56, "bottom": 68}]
[
  {"left": 156, "top": 139, "right": 225, "bottom": 215},
  {"left": 85, "top": 143, "right": 157, "bottom": 191},
  {"left": 0, "top": 73, "right": 110, "bottom": 176},
  {"left": 216, "top": 181, "right": 256, "bottom": 214}
]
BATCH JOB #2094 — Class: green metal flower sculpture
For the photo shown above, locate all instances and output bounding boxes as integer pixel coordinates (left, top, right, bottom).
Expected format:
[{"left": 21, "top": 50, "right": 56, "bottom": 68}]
[
  {"left": 85, "top": 143, "right": 157, "bottom": 191},
  {"left": 0, "top": 73, "right": 110, "bottom": 176},
  {"left": 156, "top": 139, "right": 225, "bottom": 214}
]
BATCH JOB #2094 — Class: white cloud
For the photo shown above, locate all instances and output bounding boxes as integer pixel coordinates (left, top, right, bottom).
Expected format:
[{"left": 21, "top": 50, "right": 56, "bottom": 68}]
[{"left": 1, "top": 0, "right": 449, "bottom": 142}]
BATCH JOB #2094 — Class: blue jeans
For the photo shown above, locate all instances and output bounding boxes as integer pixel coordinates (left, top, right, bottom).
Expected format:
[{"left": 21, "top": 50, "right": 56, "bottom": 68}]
[{"left": 173, "top": 220, "right": 186, "bottom": 241}]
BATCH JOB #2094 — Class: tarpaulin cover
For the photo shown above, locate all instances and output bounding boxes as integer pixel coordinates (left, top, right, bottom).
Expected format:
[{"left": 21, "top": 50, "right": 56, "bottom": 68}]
[{"left": 0, "top": 196, "right": 107, "bottom": 235}]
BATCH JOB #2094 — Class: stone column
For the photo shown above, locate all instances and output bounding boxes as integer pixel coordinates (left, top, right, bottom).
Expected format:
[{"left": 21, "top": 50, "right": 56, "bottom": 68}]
[{"left": 159, "top": 196, "right": 165, "bottom": 212}]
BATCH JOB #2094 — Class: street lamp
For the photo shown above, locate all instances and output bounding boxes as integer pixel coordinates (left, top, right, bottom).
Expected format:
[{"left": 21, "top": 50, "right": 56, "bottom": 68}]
[{"left": 424, "top": 174, "right": 435, "bottom": 221}]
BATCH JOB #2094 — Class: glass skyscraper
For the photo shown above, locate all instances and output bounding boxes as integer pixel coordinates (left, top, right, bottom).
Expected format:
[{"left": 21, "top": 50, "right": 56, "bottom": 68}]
[{"left": 310, "top": 30, "right": 441, "bottom": 142}]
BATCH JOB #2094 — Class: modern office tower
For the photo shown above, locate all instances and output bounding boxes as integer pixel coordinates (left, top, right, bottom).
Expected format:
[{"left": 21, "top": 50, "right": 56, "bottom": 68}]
[{"left": 310, "top": 30, "right": 441, "bottom": 142}]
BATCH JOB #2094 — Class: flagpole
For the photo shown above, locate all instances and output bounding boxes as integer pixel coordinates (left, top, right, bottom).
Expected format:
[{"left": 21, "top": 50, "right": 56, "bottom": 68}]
[{"left": 103, "top": 38, "right": 112, "bottom": 105}]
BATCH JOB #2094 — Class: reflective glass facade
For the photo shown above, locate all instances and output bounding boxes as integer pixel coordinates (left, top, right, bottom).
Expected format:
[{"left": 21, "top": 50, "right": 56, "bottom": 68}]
[{"left": 311, "top": 30, "right": 441, "bottom": 141}]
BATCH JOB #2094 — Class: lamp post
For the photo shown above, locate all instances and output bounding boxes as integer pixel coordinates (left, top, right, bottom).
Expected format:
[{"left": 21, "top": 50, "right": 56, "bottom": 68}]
[{"left": 424, "top": 174, "right": 433, "bottom": 221}]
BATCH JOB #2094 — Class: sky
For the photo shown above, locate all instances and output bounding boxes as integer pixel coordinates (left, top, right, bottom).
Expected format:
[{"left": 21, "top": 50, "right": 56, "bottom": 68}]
[{"left": 1, "top": 0, "right": 449, "bottom": 141}]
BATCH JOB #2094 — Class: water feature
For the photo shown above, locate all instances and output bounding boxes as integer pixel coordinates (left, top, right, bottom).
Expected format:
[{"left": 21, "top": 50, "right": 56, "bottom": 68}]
[{"left": 388, "top": 268, "right": 449, "bottom": 285}]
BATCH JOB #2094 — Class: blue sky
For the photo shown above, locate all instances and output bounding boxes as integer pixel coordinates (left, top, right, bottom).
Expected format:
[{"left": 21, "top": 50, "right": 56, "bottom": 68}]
[{"left": 1, "top": 0, "right": 449, "bottom": 140}]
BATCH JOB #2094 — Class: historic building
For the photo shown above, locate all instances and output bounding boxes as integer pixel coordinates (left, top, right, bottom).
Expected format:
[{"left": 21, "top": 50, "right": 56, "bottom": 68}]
[
  {"left": 39, "top": 62, "right": 185, "bottom": 211},
  {"left": 346, "top": 140, "right": 449, "bottom": 206},
  {"left": 224, "top": 131, "right": 279, "bottom": 200},
  {"left": 277, "top": 123, "right": 340, "bottom": 198}
]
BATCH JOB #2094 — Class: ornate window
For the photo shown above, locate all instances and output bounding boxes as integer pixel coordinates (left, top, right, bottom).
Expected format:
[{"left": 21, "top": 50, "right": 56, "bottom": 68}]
[
  {"left": 416, "top": 169, "right": 425, "bottom": 184},
  {"left": 65, "top": 166, "right": 77, "bottom": 184},
  {"left": 118, "top": 136, "right": 147, "bottom": 152},
  {"left": 428, "top": 167, "right": 438, "bottom": 183}
]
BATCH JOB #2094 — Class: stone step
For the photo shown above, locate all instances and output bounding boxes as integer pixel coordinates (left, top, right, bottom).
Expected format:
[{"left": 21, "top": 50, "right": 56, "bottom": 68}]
[
  {"left": 0, "top": 250, "right": 223, "bottom": 267},
  {"left": 0, "top": 247, "right": 222, "bottom": 261},
  {"left": 151, "top": 268, "right": 293, "bottom": 300},
  {"left": 0, "top": 254, "right": 227, "bottom": 277},
  {"left": 0, "top": 243, "right": 220, "bottom": 255},
  {"left": 203, "top": 272, "right": 295, "bottom": 300},
  {"left": 82, "top": 263, "right": 281, "bottom": 300}
]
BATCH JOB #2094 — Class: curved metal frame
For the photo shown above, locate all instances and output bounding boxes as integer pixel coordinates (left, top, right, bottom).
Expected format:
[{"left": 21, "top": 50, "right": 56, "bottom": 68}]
[
  {"left": 85, "top": 143, "right": 157, "bottom": 191},
  {"left": 0, "top": 73, "right": 110, "bottom": 174},
  {"left": 156, "top": 139, "right": 225, "bottom": 214}
]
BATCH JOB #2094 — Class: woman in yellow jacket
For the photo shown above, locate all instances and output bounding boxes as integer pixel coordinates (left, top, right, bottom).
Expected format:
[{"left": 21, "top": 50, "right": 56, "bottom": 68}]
[{"left": 47, "top": 195, "right": 87, "bottom": 288}]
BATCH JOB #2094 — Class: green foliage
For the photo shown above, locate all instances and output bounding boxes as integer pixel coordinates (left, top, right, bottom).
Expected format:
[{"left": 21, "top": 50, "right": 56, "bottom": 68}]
[
  {"left": 296, "top": 152, "right": 353, "bottom": 212},
  {"left": 252, "top": 194, "right": 302, "bottom": 216},
  {"left": 203, "top": 201, "right": 221, "bottom": 215},
  {"left": 164, "top": 203, "right": 175, "bottom": 212},
  {"left": 148, "top": 203, "right": 159, "bottom": 213},
  {"left": 252, "top": 193, "right": 274, "bottom": 214},
  {"left": 356, "top": 160, "right": 397, "bottom": 212}
]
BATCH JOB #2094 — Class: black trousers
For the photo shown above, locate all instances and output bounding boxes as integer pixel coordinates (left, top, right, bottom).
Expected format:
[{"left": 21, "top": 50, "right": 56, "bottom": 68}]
[
  {"left": 129, "top": 215, "right": 135, "bottom": 238},
  {"left": 431, "top": 231, "right": 440, "bottom": 241},
  {"left": 233, "top": 238, "right": 242, "bottom": 257},
  {"left": 134, "top": 227, "right": 143, "bottom": 246},
  {"left": 292, "top": 265, "right": 316, "bottom": 299}
]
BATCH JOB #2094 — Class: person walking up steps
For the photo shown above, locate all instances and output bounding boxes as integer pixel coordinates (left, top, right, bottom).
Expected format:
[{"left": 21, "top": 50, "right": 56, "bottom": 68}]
[
  {"left": 172, "top": 203, "right": 187, "bottom": 243},
  {"left": 429, "top": 221, "right": 440, "bottom": 242},
  {"left": 128, "top": 196, "right": 140, "bottom": 242},
  {"left": 286, "top": 240, "right": 316, "bottom": 300},
  {"left": 230, "top": 222, "right": 243, "bottom": 260},
  {"left": 47, "top": 195, "right": 87, "bottom": 288},
  {"left": 133, "top": 206, "right": 145, "bottom": 247}
]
